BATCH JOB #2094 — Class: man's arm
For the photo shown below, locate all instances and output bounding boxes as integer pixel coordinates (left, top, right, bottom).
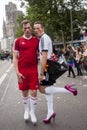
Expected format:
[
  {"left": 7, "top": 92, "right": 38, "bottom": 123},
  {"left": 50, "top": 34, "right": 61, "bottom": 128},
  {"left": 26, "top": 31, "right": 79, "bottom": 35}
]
[
  {"left": 13, "top": 52, "right": 25, "bottom": 83},
  {"left": 39, "top": 51, "right": 48, "bottom": 80},
  {"left": 13, "top": 52, "right": 19, "bottom": 74}
]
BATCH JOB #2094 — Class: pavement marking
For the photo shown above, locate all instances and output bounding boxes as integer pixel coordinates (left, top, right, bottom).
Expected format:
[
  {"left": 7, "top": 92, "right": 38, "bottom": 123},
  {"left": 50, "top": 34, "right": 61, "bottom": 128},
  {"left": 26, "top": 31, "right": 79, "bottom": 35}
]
[
  {"left": 83, "top": 84, "right": 87, "bottom": 87},
  {"left": 0, "top": 64, "right": 13, "bottom": 106},
  {"left": 0, "top": 64, "right": 13, "bottom": 86},
  {"left": 6, "top": 64, "right": 13, "bottom": 73},
  {"left": 0, "top": 73, "right": 7, "bottom": 86},
  {"left": 0, "top": 74, "right": 12, "bottom": 106}
]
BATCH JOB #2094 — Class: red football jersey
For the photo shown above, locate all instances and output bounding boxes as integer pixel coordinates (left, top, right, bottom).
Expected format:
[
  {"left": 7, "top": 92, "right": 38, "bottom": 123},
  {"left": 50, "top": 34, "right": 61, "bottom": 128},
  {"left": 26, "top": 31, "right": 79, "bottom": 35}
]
[{"left": 13, "top": 36, "right": 39, "bottom": 69}]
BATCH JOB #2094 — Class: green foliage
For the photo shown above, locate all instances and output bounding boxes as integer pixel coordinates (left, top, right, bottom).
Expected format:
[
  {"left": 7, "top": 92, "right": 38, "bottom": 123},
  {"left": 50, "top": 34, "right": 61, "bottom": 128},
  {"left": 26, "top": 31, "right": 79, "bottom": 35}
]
[
  {"left": 16, "top": 0, "right": 87, "bottom": 42},
  {"left": 15, "top": 13, "right": 26, "bottom": 37}
]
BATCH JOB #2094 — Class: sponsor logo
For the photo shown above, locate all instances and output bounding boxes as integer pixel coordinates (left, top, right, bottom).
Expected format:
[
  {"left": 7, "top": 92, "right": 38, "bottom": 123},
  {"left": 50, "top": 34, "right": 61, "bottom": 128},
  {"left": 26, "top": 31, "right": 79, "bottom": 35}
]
[
  {"left": 36, "top": 85, "right": 38, "bottom": 88},
  {"left": 22, "top": 42, "right": 25, "bottom": 44}
]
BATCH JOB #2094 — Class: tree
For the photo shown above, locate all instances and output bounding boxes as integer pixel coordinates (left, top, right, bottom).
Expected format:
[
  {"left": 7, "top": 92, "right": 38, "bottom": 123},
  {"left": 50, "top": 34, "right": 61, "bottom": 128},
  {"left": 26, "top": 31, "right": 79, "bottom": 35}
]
[
  {"left": 15, "top": 13, "right": 25, "bottom": 37},
  {"left": 16, "top": 0, "right": 87, "bottom": 45}
]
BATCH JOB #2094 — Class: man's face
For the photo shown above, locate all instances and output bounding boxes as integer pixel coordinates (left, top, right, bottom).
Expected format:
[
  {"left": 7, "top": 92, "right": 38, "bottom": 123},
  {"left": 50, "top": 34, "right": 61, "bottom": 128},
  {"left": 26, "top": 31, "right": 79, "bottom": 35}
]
[
  {"left": 22, "top": 23, "right": 32, "bottom": 37},
  {"left": 34, "top": 24, "right": 44, "bottom": 37}
]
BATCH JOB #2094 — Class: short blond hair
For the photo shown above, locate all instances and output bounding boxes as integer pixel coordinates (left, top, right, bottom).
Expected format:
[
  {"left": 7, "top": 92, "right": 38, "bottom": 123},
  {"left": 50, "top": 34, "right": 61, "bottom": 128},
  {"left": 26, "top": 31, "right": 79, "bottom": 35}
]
[
  {"left": 34, "top": 21, "right": 44, "bottom": 28},
  {"left": 21, "top": 19, "right": 32, "bottom": 27}
]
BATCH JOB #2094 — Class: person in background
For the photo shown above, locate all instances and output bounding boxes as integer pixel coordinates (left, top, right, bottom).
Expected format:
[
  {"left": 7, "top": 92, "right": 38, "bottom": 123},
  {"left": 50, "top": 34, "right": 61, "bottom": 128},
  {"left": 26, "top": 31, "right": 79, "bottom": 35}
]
[
  {"left": 66, "top": 45, "right": 76, "bottom": 78},
  {"left": 34, "top": 21, "right": 78, "bottom": 124},
  {"left": 13, "top": 19, "right": 39, "bottom": 124},
  {"left": 75, "top": 47, "right": 83, "bottom": 76},
  {"left": 67, "top": 53, "right": 76, "bottom": 78}
]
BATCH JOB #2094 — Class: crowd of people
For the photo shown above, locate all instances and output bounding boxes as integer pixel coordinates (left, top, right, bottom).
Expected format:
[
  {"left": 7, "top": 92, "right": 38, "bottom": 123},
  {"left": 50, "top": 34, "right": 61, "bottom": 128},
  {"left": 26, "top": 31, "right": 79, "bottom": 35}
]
[
  {"left": 0, "top": 50, "right": 10, "bottom": 60},
  {"left": 53, "top": 43, "right": 87, "bottom": 78},
  {"left": 0, "top": 50, "right": 13, "bottom": 61}
]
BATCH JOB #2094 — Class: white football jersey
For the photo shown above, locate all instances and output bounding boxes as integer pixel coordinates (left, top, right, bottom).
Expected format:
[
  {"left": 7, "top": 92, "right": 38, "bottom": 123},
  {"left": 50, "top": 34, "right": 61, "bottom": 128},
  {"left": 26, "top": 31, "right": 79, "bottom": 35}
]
[{"left": 39, "top": 33, "right": 53, "bottom": 60}]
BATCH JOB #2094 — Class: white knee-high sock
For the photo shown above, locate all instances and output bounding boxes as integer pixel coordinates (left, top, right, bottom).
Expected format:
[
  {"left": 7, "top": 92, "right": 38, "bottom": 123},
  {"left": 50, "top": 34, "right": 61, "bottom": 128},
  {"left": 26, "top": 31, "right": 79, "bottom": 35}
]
[
  {"left": 22, "top": 96, "right": 29, "bottom": 112},
  {"left": 29, "top": 95, "right": 37, "bottom": 112},
  {"left": 45, "top": 94, "right": 54, "bottom": 119},
  {"left": 29, "top": 95, "right": 37, "bottom": 122},
  {"left": 45, "top": 86, "right": 70, "bottom": 94}
]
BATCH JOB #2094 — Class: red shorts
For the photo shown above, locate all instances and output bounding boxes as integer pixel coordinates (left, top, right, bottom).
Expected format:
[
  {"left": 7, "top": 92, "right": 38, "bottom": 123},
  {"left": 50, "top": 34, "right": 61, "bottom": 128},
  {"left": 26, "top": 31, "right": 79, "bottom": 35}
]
[{"left": 18, "top": 68, "right": 39, "bottom": 91}]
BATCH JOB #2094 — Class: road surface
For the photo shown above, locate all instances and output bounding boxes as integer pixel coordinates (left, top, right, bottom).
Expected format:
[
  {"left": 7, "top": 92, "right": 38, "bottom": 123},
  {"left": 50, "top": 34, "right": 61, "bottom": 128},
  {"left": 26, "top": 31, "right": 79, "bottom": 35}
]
[{"left": 0, "top": 60, "right": 87, "bottom": 130}]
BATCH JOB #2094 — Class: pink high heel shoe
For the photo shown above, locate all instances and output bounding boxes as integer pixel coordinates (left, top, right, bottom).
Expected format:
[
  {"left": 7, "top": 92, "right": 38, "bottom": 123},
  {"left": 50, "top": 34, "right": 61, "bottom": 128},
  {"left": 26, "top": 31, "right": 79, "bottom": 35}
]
[
  {"left": 43, "top": 112, "right": 56, "bottom": 124},
  {"left": 65, "top": 84, "right": 78, "bottom": 96}
]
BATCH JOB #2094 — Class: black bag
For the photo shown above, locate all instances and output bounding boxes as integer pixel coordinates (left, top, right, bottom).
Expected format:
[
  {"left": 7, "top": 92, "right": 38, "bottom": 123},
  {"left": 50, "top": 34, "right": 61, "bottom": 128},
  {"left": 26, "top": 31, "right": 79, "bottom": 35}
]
[
  {"left": 47, "top": 59, "right": 68, "bottom": 81},
  {"left": 40, "top": 59, "right": 68, "bottom": 86}
]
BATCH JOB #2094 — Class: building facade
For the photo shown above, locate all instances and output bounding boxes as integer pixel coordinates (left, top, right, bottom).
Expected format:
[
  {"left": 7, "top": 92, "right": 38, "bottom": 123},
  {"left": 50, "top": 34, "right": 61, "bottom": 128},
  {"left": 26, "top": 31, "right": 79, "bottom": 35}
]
[{"left": 1, "top": 2, "right": 23, "bottom": 51}]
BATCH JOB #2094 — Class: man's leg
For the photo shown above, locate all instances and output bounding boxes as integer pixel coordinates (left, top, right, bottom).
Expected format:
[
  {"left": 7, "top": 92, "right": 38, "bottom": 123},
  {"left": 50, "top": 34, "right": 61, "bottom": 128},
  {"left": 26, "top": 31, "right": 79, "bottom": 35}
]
[
  {"left": 39, "top": 86, "right": 55, "bottom": 123},
  {"left": 44, "top": 93, "right": 54, "bottom": 119},
  {"left": 67, "top": 66, "right": 70, "bottom": 77},
  {"left": 70, "top": 66, "right": 75, "bottom": 77},
  {"left": 45, "top": 85, "right": 77, "bottom": 96},
  {"left": 22, "top": 90, "right": 29, "bottom": 121},
  {"left": 29, "top": 90, "right": 37, "bottom": 124}
]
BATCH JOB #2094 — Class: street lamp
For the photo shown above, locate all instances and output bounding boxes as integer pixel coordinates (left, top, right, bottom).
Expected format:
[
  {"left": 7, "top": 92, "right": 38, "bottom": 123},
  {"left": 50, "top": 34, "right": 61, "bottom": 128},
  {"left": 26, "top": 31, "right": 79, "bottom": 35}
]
[{"left": 70, "top": 8, "right": 73, "bottom": 45}]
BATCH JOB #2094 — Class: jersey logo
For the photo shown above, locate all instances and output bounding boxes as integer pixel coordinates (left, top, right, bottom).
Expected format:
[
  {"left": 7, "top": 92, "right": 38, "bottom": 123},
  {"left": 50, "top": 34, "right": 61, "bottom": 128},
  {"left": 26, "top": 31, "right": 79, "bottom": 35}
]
[
  {"left": 35, "top": 85, "right": 38, "bottom": 88},
  {"left": 22, "top": 42, "right": 25, "bottom": 45}
]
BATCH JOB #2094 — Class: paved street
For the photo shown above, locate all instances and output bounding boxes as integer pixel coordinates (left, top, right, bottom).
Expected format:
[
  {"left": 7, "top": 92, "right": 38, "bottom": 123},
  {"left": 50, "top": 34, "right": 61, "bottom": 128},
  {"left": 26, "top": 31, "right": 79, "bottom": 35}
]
[{"left": 0, "top": 60, "right": 87, "bottom": 130}]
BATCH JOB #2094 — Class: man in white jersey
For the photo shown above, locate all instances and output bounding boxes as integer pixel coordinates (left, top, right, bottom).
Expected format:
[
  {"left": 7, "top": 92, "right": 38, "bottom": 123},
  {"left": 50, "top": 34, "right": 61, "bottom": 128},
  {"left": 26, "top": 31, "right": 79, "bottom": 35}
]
[
  {"left": 39, "top": 33, "right": 52, "bottom": 60},
  {"left": 34, "top": 21, "right": 78, "bottom": 124}
]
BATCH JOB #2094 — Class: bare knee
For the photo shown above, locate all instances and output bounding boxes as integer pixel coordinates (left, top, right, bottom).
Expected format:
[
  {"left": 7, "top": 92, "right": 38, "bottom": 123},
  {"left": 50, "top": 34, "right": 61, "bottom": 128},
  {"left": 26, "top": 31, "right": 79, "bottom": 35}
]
[
  {"left": 30, "top": 90, "right": 37, "bottom": 97},
  {"left": 22, "top": 90, "right": 28, "bottom": 97},
  {"left": 39, "top": 86, "right": 46, "bottom": 94}
]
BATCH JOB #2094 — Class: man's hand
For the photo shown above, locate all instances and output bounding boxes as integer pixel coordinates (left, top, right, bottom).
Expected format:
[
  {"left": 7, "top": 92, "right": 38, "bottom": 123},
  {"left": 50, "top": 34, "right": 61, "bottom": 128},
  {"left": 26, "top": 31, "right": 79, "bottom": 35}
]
[
  {"left": 17, "top": 72, "right": 25, "bottom": 83},
  {"left": 39, "top": 74, "right": 45, "bottom": 81}
]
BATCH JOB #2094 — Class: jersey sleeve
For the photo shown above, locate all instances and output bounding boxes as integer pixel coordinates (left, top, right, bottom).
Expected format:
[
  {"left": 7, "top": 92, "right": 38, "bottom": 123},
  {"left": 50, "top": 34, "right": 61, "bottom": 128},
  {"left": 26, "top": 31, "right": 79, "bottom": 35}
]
[
  {"left": 41, "top": 37, "right": 49, "bottom": 51},
  {"left": 13, "top": 38, "right": 20, "bottom": 52}
]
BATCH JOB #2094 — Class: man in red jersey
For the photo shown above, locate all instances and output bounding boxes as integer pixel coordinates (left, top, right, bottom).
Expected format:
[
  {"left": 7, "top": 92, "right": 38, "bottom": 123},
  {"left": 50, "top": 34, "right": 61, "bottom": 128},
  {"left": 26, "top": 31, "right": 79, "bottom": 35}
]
[{"left": 13, "top": 19, "right": 39, "bottom": 124}]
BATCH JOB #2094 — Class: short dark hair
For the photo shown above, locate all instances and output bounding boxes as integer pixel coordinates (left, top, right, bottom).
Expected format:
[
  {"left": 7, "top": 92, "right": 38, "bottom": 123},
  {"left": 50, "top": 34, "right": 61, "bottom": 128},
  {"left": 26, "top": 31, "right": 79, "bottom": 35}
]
[
  {"left": 21, "top": 19, "right": 32, "bottom": 27},
  {"left": 34, "top": 21, "right": 44, "bottom": 28}
]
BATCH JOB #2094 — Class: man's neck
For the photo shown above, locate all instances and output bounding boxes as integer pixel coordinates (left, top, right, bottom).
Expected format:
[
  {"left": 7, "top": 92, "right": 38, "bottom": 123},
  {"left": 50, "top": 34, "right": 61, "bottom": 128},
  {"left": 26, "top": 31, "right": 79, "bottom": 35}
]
[{"left": 40, "top": 32, "right": 45, "bottom": 37}]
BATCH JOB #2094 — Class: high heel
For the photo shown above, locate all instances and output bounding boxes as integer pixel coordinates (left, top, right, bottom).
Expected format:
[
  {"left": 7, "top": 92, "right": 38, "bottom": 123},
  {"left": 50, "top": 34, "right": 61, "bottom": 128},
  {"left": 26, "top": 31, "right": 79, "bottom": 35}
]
[
  {"left": 65, "top": 84, "right": 78, "bottom": 96},
  {"left": 43, "top": 112, "right": 56, "bottom": 124}
]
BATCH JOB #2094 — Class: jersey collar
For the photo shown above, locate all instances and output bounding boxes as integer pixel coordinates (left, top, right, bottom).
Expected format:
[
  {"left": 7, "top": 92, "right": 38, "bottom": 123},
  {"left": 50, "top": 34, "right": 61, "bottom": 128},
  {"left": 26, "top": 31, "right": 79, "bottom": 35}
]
[{"left": 23, "top": 35, "right": 32, "bottom": 40}]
